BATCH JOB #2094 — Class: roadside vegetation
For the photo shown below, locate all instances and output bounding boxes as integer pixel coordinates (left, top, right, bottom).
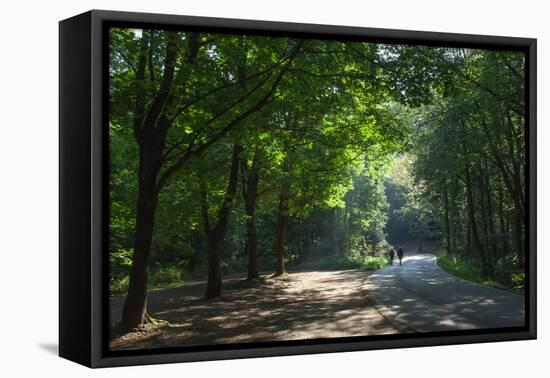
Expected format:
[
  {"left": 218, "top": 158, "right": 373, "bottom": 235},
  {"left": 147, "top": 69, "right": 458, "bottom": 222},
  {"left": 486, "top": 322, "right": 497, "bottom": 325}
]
[{"left": 437, "top": 254, "right": 524, "bottom": 294}]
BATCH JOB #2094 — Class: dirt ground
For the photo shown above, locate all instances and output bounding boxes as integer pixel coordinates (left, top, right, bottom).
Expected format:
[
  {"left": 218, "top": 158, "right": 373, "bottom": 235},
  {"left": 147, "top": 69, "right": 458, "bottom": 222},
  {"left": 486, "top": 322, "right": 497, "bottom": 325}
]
[{"left": 109, "top": 269, "right": 397, "bottom": 350}]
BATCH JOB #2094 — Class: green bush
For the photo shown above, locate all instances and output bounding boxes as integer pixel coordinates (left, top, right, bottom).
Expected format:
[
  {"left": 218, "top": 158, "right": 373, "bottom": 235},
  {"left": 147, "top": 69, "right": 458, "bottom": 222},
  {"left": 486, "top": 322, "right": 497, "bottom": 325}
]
[
  {"left": 437, "top": 255, "right": 483, "bottom": 282},
  {"left": 110, "top": 266, "right": 187, "bottom": 295},
  {"left": 492, "top": 254, "right": 524, "bottom": 289},
  {"left": 109, "top": 248, "right": 133, "bottom": 295},
  {"left": 348, "top": 255, "right": 390, "bottom": 270},
  {"left": 437, "top": 255, "right": 523, "bottom": 294},
  {"left": 295, "top": 253, "right": 390, "bottom": 271},
  {"left": 110, "top": 275, "right": 130, "bottom": 295},
  {"left": 360, "top": 256, "right": 391, "bottom": 270},
  {"left": 511, "top": 272, "right": 525, "bottom": 290},
  {"left": 148, "top": 266, "right": 185, "bottom": 289}
]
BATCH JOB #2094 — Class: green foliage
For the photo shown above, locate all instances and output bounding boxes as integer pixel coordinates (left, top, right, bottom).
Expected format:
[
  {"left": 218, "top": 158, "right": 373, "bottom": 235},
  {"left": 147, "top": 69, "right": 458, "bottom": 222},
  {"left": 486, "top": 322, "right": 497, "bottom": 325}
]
[
  {"left": 492, "top": 254, "right": 525, "bottom": 289},
  {"left": 400, "top": 48, "right": 526, "bottom": 280},
  {"left": 109, "top": 247, "right": 133, "bottom": 294},
  {"left": 349, "top": 255, "right": 391, "bottom": 271},
  {"left": 511, "top": 272, "right": 525, "bottom": 290},
  {"left": 110, "top": 275, "right": 130, "bottom": 295},
  {"left": 294, "top": 254, "right": 389, "bottom": 271},
  {"left": 148, "top": 267, "right": 187, "bottom": 290},
  {"left": 107, "top": 27, "right": 526, "bottom": 300},
  {"left": 437, "top": 255, "right": 523, "bottom": 294},
  {"left": 111, "top": 265, "right": 188, "bottom": 295}
]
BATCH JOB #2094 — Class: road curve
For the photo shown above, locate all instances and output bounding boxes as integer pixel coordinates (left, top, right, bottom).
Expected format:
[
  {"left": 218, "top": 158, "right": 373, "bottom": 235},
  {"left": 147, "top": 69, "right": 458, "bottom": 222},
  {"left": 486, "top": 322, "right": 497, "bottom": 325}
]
[{"left": 365, "top": 253, "right": 525, "bottom": 333}]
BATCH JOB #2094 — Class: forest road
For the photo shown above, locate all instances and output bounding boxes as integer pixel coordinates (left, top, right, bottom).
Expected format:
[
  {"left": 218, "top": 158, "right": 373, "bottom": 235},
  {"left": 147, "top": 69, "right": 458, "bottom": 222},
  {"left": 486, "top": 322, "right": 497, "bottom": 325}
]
[
  {"left": 110, "top": 269, "right": 398, "bottom": 350},
  {"left": 365, "top": 253, "right": 525, "bottom": 332}
]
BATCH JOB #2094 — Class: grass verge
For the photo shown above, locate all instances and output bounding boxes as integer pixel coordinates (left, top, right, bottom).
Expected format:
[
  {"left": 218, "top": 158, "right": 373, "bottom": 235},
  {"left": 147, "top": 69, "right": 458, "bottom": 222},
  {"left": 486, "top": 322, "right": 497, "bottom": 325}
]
[{"left": 436, "top": 255, "right": 523, "bottom": 295}]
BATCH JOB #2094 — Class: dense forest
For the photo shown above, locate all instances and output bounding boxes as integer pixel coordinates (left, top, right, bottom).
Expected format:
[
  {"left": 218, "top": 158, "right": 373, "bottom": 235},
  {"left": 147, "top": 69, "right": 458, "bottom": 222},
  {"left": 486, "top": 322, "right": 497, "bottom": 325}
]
[{"left": 109, "top": 28, "right": 526, "bottom": 331}]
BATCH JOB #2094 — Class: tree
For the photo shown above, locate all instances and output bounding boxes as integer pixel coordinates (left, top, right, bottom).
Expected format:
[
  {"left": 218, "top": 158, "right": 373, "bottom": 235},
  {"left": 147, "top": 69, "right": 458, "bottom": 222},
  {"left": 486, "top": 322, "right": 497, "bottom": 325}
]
[
  {"left": 407, "top": 48, "right": 525, "bottom": 283},
  {"left": 110, "top": 29, "right": 303, "bottom": 328}
]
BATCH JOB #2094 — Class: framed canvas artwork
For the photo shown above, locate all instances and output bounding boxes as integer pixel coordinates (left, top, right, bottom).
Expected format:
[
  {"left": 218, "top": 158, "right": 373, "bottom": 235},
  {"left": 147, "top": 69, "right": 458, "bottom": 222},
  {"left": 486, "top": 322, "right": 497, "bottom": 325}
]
[{"left": 59, "top": 10, "right": 536, "bottom": 368}]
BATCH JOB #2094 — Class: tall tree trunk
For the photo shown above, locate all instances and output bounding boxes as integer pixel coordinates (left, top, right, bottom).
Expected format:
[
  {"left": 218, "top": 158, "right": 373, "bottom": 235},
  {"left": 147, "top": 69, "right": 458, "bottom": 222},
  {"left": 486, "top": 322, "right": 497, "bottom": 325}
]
[
  {"left": 443, "top": 186, "right": 452, "bottom": 255},
  {"left": 204, "top": 144, "right": 242, "bottom": 299},
  {"left": 483, "top": 159, "right": 498, "bottom": 270},
  {"left": 120, "top": 34, "right": 178, "bottom": 329},
  {"left": 274, "top": 181, "right": 290, "bottom": 276},
  {"left": 479, "top": 117, "right": 524, "bottom": 221},
  {"left": 512, "top": 162, "right": 525, "bottom": 267},
  {"left": 466, "top": 219, "right": 472, "bottom": 256},
  {"left": 328, "top": 208, "right": 339, "bottom": 255},
  {"left": 450, "top": 185, "right": 458, "bottom": 255},
  {"left": 465, "top": 162, "right": 488, "bottom": 277},
  {"left": 498, "top": 184, "right": 510, "bottom": 257},
  {"left": 514, "top": 209, "right": 524, "bottom": 267},
  {"left": 242, "top": 153, "right": 261, "bottom": 280},
  {"left": 479, "top": 184, "right": 493, "bottom": 276},
  {"left": 478, "top": 162, "right": 492, "bottom": 275},
  {"left": 204, "top": 233, "right": 223, "bottom": 299},
  {"left": 120, "top": 171, "right": 158, "bottom": 329}
]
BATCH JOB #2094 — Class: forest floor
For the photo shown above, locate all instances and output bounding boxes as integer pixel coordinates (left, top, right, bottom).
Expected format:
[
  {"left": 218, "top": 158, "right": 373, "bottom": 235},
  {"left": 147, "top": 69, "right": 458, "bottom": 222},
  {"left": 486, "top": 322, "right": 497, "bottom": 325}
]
[{"left": 109, "top": 269, "right": 397, "bottom": 350}]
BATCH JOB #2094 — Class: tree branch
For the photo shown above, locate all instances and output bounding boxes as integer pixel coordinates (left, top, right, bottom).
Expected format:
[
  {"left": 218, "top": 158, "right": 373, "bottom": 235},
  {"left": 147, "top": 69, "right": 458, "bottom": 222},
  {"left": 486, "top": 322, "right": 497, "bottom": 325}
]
[
  {"left": 168, "top": 56, "right": 292, "bottom": 123},
  {"left": 116, "top": 49, "right": 138, "bottom": 72},
  {"left": 156, "top": 40, "right": 304, "bottom": 192}
]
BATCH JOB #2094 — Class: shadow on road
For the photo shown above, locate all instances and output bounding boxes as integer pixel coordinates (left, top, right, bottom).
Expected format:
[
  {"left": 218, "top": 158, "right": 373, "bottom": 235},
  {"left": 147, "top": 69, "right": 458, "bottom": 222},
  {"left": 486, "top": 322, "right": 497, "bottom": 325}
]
[
  {"left": 110, "top": 270, "right": 396, "bottom": 350},
  {"left": 366, "top": 253, "right": 525, "bottom": 333}
]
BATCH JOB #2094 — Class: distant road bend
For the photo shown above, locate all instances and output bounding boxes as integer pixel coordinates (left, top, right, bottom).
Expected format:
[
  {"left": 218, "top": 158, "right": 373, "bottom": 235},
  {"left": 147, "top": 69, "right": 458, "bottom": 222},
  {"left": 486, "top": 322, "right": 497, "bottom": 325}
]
[{"left": 365, "top": 253, "right": 525, "bottom": 332}]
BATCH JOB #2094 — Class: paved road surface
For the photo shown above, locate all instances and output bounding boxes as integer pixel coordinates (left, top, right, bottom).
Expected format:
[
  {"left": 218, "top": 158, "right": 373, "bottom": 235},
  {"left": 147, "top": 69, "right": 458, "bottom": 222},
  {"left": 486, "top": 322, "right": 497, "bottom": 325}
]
[{"left": 365, "top": 253, "right": 525, "bottom": 332}]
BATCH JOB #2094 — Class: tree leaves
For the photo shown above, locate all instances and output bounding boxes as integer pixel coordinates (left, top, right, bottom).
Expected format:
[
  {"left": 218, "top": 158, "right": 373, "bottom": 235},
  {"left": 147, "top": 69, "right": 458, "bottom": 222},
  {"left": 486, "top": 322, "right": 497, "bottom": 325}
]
[{"left": 108, "top": 27, "right": 525, "bottom": 291}]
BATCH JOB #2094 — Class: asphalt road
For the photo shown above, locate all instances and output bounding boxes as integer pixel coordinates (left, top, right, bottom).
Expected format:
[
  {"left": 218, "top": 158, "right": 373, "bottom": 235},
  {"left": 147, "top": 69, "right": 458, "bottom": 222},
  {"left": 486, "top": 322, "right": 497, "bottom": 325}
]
[{"left": 365, "top": 253, "right": 525, "bottom": 333}]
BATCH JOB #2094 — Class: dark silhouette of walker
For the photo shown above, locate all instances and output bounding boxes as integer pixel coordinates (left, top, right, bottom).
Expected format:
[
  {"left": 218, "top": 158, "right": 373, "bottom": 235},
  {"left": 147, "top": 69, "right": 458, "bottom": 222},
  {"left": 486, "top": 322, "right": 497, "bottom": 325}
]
[
  {"left": 397, "top": 247, "right": 404, "bottom": 265},
  {"left": 388, "top": 248, "right": 395, "bottom": 265}
]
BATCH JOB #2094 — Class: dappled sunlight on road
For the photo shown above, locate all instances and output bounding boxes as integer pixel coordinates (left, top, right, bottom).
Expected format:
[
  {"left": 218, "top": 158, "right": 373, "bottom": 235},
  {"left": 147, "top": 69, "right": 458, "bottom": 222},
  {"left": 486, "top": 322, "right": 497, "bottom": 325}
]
[
  {"left": 365, "top": 253, "right": 525, "bottom": 333},
  {"left": 110, "top": 270, "right": 397, "bottom": 350}
]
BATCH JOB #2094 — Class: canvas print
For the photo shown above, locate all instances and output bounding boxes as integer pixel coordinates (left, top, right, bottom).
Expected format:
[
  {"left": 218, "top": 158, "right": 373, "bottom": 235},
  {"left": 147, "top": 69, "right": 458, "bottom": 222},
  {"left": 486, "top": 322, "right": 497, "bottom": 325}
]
[{"left": 108, "top": 26, "right": 527, "bottom": 351}]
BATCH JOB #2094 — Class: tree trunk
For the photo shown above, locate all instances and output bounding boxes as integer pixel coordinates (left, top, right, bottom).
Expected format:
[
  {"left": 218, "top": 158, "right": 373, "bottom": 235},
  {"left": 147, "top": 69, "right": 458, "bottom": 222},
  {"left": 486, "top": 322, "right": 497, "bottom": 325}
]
[
  {"left": 464, "top": 162, "right": 488, "bottom": 277},
  {"left": 120, "top": 34, "right": 178, "bottom": 329},
  {"left": 514, "top": 209, "right": 524, "bottom": 267},
  {"left": 466, "top": 219, "right": 472, "bottom": 256},
  {"left": 204, "top": 233, "right": 223, "bottom": 298},
  {"left": 450, "top": 185, "right": 458, "bottom": 255},
  {"left": 479, "top": 189, "right": 492, "bottom": 276},
  {"left": 484, "top": 159, "right": 498, "bottom": 270},
  {"left": 328, "top": 208, "right": 339, "bottom": 255},
  {"left": 478, "top": 162, "right": 492, "bottom": 275},
  {"left": 512, "top": 163, "right": 525, "bottom": 267},
  {"left": 417, "top": 232, "right": 423, "bottom": 253},
  {"left": 242, "top": 154, "right": 261, "bottom": 280},
  {"left": 274, "top": 181, "right": 290, "bottom": 276},
  {"left": 443, "top": 186, "right": 452, "bottom": 255},
  {"left": 204, "top": 144, "right": 242, "bottom": 298},
  {"left": 120, "top": 169, "right": 158, "bottom": 329},
  {"left": 498, "top": 184, "right": 510, "bottom": 257}
]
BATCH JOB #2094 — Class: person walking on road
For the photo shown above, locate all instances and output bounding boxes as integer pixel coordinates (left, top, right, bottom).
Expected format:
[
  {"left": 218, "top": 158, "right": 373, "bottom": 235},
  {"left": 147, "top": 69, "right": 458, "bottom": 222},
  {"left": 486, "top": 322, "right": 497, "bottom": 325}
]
[
  {"left": 388, "top": 248, "right": 395, "bottom": 265},
  {"left": 397, "top": 247, "right": 404, "bottom": 265}
]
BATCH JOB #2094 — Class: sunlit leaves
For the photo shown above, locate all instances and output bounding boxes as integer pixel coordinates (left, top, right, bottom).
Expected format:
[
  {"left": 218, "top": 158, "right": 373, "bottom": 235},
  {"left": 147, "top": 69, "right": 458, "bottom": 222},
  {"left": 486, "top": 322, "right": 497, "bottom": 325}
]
[{"left": 107, "top": 27, "right": 525, "bottom": 287}]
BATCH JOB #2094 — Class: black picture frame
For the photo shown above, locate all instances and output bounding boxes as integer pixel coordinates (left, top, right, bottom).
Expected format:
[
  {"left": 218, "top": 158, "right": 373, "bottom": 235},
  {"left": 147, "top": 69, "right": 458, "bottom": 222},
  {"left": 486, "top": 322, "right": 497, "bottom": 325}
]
[{"left": 59, "top": 9, "right": 537, "bottom": 368}]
